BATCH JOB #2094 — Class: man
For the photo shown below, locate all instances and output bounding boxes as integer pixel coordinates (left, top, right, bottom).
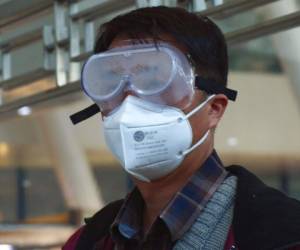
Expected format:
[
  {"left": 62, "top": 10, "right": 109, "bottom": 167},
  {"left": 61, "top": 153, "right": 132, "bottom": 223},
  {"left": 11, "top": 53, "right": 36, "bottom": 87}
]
[{"left": 64, "top": 6, "right": 300, "bottom": 250}]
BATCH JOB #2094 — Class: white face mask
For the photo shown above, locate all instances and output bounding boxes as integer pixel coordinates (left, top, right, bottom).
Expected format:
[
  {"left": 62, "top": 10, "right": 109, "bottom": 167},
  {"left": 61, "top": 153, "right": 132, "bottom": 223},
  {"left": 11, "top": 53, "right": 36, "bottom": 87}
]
[{"left": 103, "top": 95, "right": 214, "bottom": 182}]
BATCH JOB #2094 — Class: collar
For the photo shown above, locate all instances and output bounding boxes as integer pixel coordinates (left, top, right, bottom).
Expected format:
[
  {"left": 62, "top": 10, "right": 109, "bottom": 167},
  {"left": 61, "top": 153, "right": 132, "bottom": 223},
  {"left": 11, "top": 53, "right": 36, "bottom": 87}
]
[{"left": 111, "top": 150, "right": 228, "bottom": 242}]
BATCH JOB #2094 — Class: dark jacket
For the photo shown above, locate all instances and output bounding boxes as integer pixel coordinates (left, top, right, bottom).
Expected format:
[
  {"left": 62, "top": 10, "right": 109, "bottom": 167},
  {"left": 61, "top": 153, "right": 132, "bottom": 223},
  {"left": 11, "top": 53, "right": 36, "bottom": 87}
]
[
  {"left": 63, "top": 166, "right": 300, "bottom": 250},
  {"left": 227, "top": 166, "right": 300, "bottom": 250}
]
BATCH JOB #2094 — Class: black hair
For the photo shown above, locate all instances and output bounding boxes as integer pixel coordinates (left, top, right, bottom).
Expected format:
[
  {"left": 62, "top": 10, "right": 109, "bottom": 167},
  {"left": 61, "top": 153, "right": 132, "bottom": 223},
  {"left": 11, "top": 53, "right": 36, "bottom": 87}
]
[{"left": 94, "top": 6, "right": 228, "bottom": 87}]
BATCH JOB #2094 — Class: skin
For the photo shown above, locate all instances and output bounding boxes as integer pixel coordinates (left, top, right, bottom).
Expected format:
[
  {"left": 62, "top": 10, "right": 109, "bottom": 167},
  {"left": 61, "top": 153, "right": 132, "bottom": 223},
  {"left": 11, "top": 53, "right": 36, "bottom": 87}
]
[{"left": 108, "top": 35, "right": 228, "bottom": 235}]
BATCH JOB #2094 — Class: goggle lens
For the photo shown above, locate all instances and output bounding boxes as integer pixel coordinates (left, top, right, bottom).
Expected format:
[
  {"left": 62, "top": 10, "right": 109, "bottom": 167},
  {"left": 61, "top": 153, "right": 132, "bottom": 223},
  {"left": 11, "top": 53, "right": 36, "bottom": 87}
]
[
  {"left": 84, "top": 57, "right": 124, "bottom": 98},
  {"left": 82, "top": 43, "right": 195, "bottom": 113}
]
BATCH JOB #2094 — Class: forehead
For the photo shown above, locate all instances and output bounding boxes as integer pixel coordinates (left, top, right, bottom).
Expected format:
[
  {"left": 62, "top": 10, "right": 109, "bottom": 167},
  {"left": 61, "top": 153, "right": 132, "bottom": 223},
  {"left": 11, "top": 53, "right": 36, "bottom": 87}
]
[{"left": 109, "top": 33, "right": 188, "bottom": 54}]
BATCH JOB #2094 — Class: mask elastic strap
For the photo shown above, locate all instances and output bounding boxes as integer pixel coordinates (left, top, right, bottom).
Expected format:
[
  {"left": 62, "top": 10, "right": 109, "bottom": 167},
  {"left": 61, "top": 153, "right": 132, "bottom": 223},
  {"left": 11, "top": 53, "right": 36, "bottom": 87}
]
[
  {"left": 182, "top": 130, "right": 210, "bottom": 156},
  {"left": 126, "top": 169, "right": 151, "bottom": 183},
  {"left": 183, "top": 94, "right": 216, "bottom": 120},
  {"left": 178, "top": 94, "right": 215, "bottom": 156}
]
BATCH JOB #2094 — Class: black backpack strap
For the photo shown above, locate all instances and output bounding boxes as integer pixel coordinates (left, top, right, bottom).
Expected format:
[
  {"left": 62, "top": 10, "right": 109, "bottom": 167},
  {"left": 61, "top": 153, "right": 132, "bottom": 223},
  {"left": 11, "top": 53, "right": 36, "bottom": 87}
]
[{"left": 75, "top": 199, "right": 124, "bottom": 250}]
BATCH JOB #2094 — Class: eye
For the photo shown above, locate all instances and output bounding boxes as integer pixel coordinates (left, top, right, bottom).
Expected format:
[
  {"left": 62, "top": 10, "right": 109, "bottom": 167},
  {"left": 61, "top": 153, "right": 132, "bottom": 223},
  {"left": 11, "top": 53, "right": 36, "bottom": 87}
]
[
  {"left": 130, "top": 64, "right": 148, "bottom": 74},
  {"left": 108, "top": 65, "right": 125, "bottom": 76},
  {"left": 130, "top": 64, "right": 159, "bottom": 75}
]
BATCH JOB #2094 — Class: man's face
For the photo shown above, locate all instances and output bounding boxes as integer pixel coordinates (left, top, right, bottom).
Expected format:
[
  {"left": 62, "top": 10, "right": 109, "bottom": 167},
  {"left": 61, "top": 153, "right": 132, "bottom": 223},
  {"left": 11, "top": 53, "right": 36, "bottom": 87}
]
[{"left": 107, "top": 35, "right": 227, "bottom": 146}]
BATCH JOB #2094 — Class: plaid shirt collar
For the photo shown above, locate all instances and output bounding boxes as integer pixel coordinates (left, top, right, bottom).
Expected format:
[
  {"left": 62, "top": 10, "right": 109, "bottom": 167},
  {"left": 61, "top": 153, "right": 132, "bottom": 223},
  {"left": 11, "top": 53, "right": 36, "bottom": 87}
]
[{"left": 111, "top": 150, "right": 228, "bottom": 242}]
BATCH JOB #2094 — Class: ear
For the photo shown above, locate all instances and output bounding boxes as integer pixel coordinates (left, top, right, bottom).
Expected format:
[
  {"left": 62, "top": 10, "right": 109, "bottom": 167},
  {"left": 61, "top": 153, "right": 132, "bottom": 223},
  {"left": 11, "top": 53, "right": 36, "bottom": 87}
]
[{"left": 207, "top": 94, "right": 228, "bottom": 129}]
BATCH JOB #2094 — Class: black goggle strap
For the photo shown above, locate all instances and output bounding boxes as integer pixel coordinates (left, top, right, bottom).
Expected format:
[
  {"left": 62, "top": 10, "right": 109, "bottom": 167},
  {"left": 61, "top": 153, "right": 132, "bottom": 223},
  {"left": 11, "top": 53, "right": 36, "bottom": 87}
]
[
  {"left": 70, "top": 104, "right": 100, "bottom": 125},
  {"left": 195, "top": 76, "right": 238, "bottom": 101},
  {"left": 70, "top": 77, "right": 238, "bottom": 125}
]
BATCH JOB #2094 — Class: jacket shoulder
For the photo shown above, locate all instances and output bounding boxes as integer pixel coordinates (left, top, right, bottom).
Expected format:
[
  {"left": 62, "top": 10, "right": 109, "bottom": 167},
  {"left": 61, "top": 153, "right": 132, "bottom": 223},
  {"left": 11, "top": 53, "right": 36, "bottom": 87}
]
[
  {"left": 62, "top": 227, "right": 85, "bottom": 250},
  {"left": 227, "top": 165, "right": 300, "bottom": 250},
  {"left": 63, "top": 199, "right": 124, "bottom": 250}
]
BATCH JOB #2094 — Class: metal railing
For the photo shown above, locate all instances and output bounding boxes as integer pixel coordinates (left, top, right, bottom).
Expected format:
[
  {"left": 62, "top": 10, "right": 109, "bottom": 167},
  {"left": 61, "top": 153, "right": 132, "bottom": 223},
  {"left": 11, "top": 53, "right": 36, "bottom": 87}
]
[
  {"left": 0, "top": 243, "right": 61, "bottom": 250},
  {"left": 0, "top": 0, "right": 299, "bottom": 119}
]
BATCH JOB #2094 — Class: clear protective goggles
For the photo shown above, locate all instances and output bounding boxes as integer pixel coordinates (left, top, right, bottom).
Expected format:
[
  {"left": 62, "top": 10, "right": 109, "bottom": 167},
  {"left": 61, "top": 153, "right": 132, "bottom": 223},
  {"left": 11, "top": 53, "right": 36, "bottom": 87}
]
[
  {"left": 70, "top": 42, "right": 237, "bottom": 124},
  {"left": 82, "top": 42, "right": 195, "bottom": 114}
]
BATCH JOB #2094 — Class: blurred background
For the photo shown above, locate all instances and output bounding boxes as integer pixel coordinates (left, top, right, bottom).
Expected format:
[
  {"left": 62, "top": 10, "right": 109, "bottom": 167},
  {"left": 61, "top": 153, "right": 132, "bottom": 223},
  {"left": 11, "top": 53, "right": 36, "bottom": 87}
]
[{"left": 0, "top": 0, "right": 300, "bottom": 249}]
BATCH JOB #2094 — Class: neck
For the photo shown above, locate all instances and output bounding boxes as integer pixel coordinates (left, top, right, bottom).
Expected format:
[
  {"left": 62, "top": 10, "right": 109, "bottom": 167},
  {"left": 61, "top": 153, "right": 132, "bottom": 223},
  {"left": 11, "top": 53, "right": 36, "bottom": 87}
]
[{"left": 133, "top": 135, "right": 214, "bottom": 232}]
